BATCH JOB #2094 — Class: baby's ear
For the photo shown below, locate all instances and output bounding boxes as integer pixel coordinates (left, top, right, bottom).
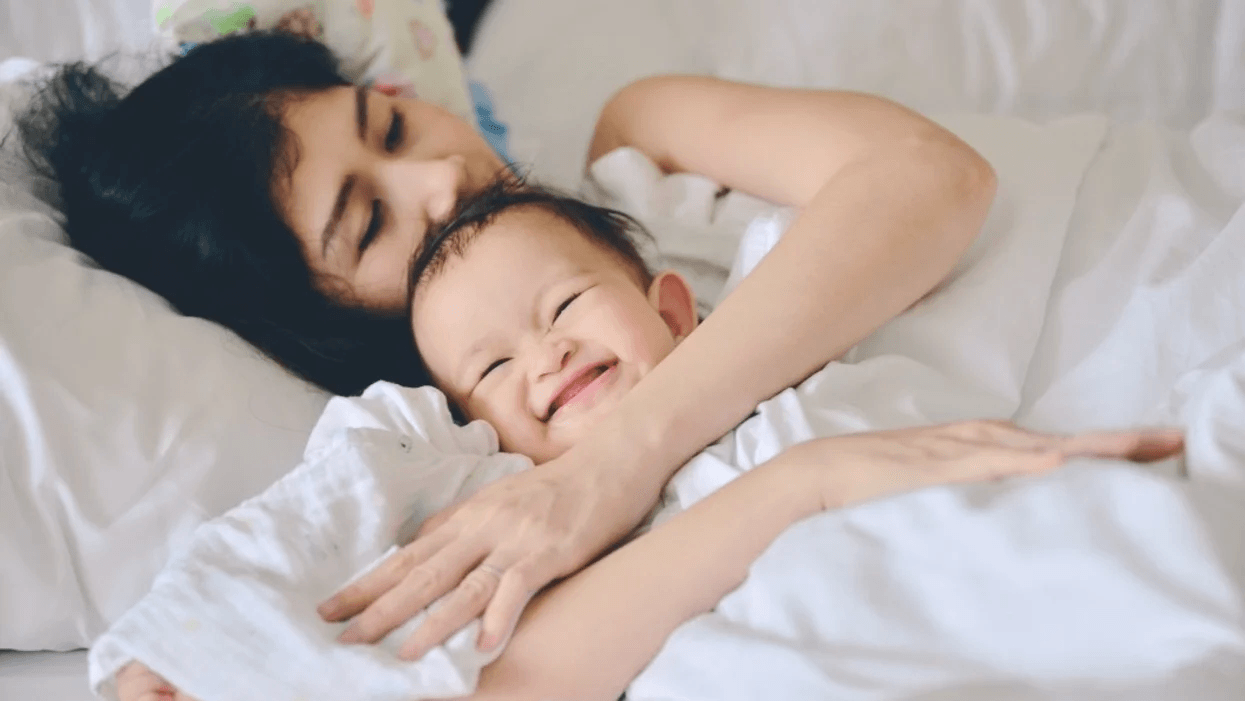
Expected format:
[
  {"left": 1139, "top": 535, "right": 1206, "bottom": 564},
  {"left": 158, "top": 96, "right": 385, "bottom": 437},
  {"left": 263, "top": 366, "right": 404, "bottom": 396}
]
[{"left": 647, "top": 270, "right": 699, "bottom": 341}]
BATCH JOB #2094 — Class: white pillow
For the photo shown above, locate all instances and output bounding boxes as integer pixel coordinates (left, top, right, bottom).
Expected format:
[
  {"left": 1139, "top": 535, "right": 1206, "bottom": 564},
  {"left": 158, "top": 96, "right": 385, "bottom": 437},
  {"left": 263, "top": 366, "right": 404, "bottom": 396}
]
[
  {"left": 469, "top": 0, "right": 1238, "bottom": 188},
  {"left": 154, "top": 0, "right": 476, "bottom": 124},
  {"left": 0, "top": 70, "right": 330, "bottom": 651},
  {"left": 0, "top": 0, "right": 156, "bottom": 63}
]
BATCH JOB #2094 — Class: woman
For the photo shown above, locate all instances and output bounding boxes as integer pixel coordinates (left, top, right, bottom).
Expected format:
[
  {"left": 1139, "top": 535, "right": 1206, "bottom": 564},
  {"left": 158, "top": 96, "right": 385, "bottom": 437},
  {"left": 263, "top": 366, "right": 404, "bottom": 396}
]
[{"left": 18, "top": 30, "right": 998, "bottom": 655}]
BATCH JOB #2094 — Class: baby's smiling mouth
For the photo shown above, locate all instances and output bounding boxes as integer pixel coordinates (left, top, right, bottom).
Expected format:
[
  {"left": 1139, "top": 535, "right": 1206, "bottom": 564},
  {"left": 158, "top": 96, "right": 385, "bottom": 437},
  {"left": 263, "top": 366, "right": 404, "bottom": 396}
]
[{"left": 545, "top": 361, "right": 619, "bottom": 420}]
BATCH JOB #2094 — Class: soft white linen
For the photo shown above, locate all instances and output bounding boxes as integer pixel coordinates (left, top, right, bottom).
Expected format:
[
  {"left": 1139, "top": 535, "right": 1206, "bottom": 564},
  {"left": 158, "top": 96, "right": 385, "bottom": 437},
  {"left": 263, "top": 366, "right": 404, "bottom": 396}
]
[
  {"left": 5, "top": 0, "right": 1245, "bottom": 693},
  {"left": 88, "top": 111, "right": 1245, "bottom": 699},
  {"left": 87, "top": 383, "right": 530, "bottom": 701},
  {"left": 470, "top": 0, "right": 1245, "bottom": 189},
  {"left": 0, "top": 0, "right": 157, "bottom": 63},
  {"left": 586, "top": 115, "right": 1245, "bottom": 699},
  {"left": 0, "top": 71, "right": 332, "bottom": 652}
]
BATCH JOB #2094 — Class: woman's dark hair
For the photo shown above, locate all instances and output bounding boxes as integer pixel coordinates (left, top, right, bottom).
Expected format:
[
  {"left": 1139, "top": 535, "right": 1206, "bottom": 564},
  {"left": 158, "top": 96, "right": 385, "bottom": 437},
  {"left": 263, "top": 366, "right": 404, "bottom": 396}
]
[{"left": 14, "top": 32, "right": 428, "bottom": 395}]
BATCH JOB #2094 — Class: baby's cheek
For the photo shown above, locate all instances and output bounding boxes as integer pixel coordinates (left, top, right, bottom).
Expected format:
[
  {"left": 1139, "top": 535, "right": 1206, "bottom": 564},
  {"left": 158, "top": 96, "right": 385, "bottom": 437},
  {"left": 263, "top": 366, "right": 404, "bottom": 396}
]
[
  {"left": 632, "top": 322, "right": 680, "bottom": 370},
  {"left": 605, "top": 309, "right": 672, "bottom": 365}
]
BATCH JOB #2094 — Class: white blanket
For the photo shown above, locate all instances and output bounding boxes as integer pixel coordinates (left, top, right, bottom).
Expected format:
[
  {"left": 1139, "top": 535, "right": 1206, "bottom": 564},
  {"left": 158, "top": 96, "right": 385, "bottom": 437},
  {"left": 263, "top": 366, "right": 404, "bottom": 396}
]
[
  {"left": 88, "top": 385, "right": 530, "bottom": 701},
  {"left": 596, "top": 114, "right": 1245, "bottom": 698},
  {"left": 90, "top": 112, "right": 1245, "bottom": 700}
]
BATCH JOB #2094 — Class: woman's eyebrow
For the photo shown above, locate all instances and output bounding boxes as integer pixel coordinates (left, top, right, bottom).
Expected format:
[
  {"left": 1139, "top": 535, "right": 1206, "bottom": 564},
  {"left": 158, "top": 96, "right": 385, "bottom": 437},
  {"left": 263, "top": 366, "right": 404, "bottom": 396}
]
[{"left": 354, "top": 84, "right": 369, "bottom": 140}]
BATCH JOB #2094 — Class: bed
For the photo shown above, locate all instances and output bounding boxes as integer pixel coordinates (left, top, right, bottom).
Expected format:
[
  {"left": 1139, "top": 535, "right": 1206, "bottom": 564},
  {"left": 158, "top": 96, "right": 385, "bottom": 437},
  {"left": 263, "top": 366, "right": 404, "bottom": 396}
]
[
  {"left": 0, "top": 651, "right": 92, "bottom": 701},
  {"left": 3, "top": 1, "right": 1245, "bottom": 699}
]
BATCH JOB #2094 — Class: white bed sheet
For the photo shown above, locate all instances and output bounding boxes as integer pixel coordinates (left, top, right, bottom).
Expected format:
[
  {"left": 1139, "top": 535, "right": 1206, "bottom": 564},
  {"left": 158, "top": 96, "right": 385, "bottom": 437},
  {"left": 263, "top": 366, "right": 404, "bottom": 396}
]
[
  {"left": 0, "top": 0, "right": 155, "bottom": 63},
  {"left": 592, "top": 115, "right": 1245, "bottom": 699},
  {"left": 0, "top": 650, "right": 93, "bottom": 701},
  {"left": 4, "top": 0, "right": 1245, "bottom": 698}
]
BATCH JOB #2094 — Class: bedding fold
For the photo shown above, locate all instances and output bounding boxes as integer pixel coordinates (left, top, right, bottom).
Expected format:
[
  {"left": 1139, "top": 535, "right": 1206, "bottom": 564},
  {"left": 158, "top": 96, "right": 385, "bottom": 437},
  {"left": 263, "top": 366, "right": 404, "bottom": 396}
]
[{"left": 87, "top": 385, "right": 530, "bottom": 701}]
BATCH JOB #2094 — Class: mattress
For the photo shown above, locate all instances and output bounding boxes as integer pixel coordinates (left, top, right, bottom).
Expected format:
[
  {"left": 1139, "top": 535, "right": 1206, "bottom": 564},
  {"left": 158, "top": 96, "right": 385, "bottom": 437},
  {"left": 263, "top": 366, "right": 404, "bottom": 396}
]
[{"left": 0, "top": 650, "right": 93, "bottom": 701}]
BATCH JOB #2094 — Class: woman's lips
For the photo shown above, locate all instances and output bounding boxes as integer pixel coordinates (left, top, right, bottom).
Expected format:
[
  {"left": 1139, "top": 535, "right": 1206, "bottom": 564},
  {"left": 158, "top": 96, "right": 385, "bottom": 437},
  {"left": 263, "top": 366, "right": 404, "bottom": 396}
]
[{"left": 549, "top": 361, "right": 620, "bottom": 419}]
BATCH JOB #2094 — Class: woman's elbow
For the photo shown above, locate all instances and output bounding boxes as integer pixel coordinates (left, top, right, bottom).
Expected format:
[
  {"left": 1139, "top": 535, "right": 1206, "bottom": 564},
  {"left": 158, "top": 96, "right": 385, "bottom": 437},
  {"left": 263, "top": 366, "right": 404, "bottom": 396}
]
[
  {"left": 921, "top": 134, "right": 998, "bottom": 245},
  {"left": 961, "top": 146, "right": 999, "bottom": 212},
  {"left": 956, "top": 147, "right": 998, "bottom": 246}
]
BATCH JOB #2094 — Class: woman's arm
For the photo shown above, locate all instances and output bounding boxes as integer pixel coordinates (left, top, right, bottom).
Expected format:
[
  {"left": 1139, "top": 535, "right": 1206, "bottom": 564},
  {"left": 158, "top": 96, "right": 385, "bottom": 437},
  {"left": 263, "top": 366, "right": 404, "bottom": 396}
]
[
  {"left": 319, "top": 78, "right": 997, "bottom": 651},
  {"left": 589, "top": 75, "right": 984, "bottom": 206},
  {"left": 472, "top": 449, "right": 815, "bottom": 701},
  {"left": 119, "top": 424, "right": 1180, "bottom": 701},
  {"left": 467, "top": 424, "right": 1181, "bottom": 701},
  {"left": 582, "top": 77, "right": 997, "bottom": 513}
]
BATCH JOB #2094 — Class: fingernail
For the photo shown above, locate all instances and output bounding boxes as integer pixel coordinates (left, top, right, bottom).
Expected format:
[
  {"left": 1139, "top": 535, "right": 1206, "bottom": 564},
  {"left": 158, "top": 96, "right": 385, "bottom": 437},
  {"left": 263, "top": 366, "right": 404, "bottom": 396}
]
[
  {"left": 477, "top": 633, "right": 497, "bottom": 652},
  {"left": 317, "top": 601, "right": 338, "bottom": 619},
  {"left": 398, "top": 645, "right": 425, "bottom": 661},
  {"left": 338, "top": 626, "right": 362, "bottom": 644}
]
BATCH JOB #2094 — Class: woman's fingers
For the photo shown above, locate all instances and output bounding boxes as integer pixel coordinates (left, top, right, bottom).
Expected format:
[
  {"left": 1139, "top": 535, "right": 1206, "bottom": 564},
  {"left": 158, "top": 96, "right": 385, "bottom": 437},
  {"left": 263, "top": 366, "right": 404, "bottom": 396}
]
[
  {"left": 478, "top": 555, "right": 545, "bottom": 651},
  {"left": 1060, "top": 429, "right": 1184, "bottom": 463},
  {"left": 397, "top": 559, "right": 509, "bottom": 660},
  {"left": 946, "top": 421, "right": 1184, "bottom": 464},
  {"left": 337, "top": 541, "right": 487, "bottom": 644},
  {"left": 319, "top": 529, "right": 455, "bottom": 622}
]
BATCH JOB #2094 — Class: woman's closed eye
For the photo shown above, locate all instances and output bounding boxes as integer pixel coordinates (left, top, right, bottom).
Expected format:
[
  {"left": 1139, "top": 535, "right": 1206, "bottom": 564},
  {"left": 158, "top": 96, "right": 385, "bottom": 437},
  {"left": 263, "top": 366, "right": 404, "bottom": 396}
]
[
  {"left": 384, "top": 108, "right": 406, "bottom": 152},
  {"left": 358, "top": 199, "right": 384, "bottom": 257},
  {"left": 355, "top": 110, "right": 406, "bottom": 258}
]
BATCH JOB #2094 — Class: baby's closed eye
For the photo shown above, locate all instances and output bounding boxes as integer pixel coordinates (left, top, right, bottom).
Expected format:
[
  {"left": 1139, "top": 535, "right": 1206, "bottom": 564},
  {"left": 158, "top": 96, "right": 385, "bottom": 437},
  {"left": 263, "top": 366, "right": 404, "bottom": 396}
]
[
  {"left": 480, "top": 357, "right": 511, "bottom": 381},
  {"left": 553, "top": 291, "right": 582, "bottom": 322}
]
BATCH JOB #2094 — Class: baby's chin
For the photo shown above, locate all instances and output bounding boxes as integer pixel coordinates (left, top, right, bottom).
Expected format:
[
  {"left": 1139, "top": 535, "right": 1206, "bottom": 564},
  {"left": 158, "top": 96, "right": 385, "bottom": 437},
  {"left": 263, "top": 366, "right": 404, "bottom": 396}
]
[
  {"left": 506, "top": 436, "right": 573, "bottom": 466},
  {"left": 500, "top": 419, "right": 594, "bottom": 465}
]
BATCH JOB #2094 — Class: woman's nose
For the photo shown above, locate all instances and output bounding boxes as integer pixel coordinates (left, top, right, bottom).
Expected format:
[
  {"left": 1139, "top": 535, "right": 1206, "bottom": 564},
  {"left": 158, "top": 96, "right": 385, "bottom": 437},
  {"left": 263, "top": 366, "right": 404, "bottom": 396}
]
[{"left": 383, "top": 155, "right": 468, "bottom": 224}]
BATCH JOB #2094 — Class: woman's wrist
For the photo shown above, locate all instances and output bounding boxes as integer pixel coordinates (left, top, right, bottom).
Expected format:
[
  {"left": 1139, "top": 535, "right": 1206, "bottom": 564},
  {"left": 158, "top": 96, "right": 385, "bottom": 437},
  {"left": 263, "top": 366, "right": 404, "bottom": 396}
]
[
  {"left": 757, "top": 439, "right": 843, "bottom": 516},
  {"left": 573, "top": 392, "right": 683, "bottom": 498}
]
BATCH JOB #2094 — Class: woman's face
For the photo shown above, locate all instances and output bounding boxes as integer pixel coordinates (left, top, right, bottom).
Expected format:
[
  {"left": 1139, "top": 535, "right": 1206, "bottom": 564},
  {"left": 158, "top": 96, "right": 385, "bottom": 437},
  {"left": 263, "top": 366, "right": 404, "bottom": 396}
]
[{"left": 277, "top": 86, "right": 506, "bottom": 312}]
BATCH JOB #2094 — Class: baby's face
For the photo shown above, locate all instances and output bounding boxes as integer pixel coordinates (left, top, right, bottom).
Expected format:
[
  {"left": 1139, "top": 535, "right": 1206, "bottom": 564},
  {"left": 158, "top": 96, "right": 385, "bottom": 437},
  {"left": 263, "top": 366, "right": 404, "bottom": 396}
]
[{"left": 410, "top": 207, "right": 697, "bottom": 463}]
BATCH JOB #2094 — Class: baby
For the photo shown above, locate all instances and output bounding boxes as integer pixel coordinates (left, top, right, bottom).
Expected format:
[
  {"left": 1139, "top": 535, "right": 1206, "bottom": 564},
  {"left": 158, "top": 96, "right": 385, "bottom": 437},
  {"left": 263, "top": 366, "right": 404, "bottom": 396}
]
[{"left": 407, "top": 177, "right": 700, "bottom": 464}]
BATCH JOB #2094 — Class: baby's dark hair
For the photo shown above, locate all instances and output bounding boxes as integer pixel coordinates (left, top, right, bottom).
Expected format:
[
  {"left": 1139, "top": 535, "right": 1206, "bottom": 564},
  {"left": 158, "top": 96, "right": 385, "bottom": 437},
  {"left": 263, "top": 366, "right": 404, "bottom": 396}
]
[
  {"left": 12, "top": 32, "right": 427, "bottom": 395},
  {"left": 409, "top": 176, "right": 655, "bottom": 300}
]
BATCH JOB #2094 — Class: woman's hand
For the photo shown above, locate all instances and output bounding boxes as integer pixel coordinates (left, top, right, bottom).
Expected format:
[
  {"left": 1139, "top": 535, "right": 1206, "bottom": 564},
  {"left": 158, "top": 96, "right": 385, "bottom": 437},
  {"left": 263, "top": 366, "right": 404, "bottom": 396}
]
[
  {"left": 797, "top": 420, "right": 1185, "bottom": 511},
  {"left": 318, "top": 438, "right": 662, "bottom": 661}
]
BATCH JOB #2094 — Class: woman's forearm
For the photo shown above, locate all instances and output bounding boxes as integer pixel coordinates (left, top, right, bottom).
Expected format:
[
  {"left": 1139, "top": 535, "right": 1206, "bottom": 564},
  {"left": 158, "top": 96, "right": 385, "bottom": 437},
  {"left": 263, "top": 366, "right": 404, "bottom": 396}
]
[
  {"left": 469, "top": 456, "right": 818, "bottom": 701},
  {"left": 586, "top": 137, "right": 996, "bottom": 498},
  {"left": 590, "top": 76, "right": 981, "bottom": 208},
  {"left": 580, "top": 77, "right": 997, "bottom": 497}
]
